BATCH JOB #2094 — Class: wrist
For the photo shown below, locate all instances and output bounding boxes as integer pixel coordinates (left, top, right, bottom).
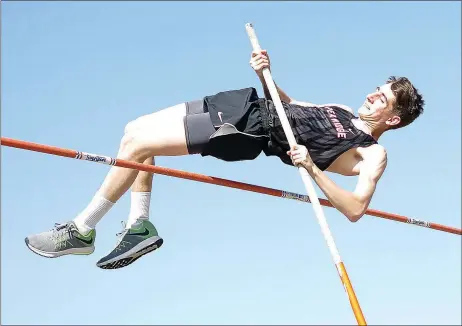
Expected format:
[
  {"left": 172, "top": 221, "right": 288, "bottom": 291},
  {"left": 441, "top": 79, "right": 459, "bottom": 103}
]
[{"left": 301, "top": 160, "right": 315, "bottom": 173}]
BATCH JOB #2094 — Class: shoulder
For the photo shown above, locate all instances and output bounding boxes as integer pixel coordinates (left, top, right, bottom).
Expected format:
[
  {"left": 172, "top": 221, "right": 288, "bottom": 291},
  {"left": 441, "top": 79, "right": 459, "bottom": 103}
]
[
  {"left": 359, "top": 145, "right": 388, "bottom": 176},
  {"left": 360, "top": 144, "right": 387, "bottom": 162},
  {"left": 288, "top": 101, "right": 354, "bottom": 113},
  {"left": 320, "top": 103, "right": 354, "bottom": 114}
]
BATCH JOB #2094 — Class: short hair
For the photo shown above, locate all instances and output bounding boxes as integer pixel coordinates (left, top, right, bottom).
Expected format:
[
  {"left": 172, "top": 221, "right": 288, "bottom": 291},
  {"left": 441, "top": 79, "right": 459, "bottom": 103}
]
[{"left": 386, "top": 76, "right": 425, "bottom": 129}]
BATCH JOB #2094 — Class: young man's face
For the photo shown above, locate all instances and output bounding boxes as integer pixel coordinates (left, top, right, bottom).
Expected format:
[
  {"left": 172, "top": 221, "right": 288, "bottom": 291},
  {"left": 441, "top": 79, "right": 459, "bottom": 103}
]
[{"left": 358, "top": 83, "right": 401, "bottom": 127}]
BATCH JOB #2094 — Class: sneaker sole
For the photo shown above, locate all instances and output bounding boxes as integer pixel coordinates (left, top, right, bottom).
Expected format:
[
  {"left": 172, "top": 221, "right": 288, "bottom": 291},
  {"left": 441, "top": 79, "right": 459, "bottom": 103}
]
[
  {"left": 25, "top": 239, "right": 94, "bottom": 258},
  {"left": 97, "top": 236, "right": 163, "bottom": 270}
]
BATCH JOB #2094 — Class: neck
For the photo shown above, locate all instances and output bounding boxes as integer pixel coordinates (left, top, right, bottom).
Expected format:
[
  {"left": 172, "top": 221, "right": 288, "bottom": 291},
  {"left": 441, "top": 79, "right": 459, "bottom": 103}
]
[{"left": 353, "top": 117, "right": 386, "bottom": 141}]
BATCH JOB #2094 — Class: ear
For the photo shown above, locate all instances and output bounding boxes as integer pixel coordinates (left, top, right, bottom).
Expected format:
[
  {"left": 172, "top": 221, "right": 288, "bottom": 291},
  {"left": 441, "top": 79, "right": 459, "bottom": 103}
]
[{"left": 386, "top": 115, "right": 401, "bottom": 127}]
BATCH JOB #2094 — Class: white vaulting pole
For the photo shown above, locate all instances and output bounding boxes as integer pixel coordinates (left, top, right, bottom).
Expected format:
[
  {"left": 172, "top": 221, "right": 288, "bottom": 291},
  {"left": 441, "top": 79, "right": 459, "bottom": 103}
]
[{"left": 245, "top": 23, "right": 367, "bottom": 325}]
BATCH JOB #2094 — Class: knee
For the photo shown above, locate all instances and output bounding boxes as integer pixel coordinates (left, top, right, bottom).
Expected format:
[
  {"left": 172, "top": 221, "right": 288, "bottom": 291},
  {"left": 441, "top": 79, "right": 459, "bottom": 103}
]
[
  {"left": 124, "top": 119, "right": 138, "bottom": 135},
  {"left": 121, "top": 119, "right": 144, "bottom": 156},
  {"left": 119, "top": 132, "right": 135, "bottom": 153},
  {"left": 119, "top": 132, "right": 147, "bottom": 160}
]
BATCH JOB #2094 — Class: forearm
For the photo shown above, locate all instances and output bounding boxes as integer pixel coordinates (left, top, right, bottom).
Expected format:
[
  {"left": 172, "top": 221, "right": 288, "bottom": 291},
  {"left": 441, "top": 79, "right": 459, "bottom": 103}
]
[
  {"left": 258, "top": 74, "right": 292, "bottom": 103},
  {"left": 301, "top": 164, "right": 364, "bottom": 221}
]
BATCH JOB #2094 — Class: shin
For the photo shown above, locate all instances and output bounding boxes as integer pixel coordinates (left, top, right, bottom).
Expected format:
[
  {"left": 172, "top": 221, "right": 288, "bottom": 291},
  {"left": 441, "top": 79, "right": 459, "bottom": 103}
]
[
  {"left": 126, "top": 156, "right": 155, "bottom": 228},
  {"left": 132, "top": 157, "right": 155, "bottom": 193},
  {"left": 98, "top": 133, "right": 152, "bottom": 203}
]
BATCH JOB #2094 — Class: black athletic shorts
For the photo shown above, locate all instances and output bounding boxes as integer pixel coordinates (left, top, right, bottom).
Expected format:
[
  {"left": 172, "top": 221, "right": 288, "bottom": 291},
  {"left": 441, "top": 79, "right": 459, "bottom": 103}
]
[{"left": 183, "top": 87, "right": 271, "bottom": 162}]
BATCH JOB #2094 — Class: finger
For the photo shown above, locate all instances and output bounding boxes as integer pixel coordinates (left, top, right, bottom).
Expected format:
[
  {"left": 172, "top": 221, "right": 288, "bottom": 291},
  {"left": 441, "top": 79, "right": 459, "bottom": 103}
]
[
  {"left": 253, "top": 54, "right": 268, "bottom": 63},
  {"left": 292, "top": 150, "right": 302, "bottom": 156},
  {"left": 255, "top": 63, "right": 270, "bottom": 70},
  {"left": 251, "top": 53, "right": 263, "bottom": 60},
  {"left": 252, "top": 63, "right": 269, "bottom": 72},
  {"left": 253, "top": 57, "right": 268, "bottom": 65},
  {"left": 250, "top": 59, "right": 268, "bottom": 68},
  {"left": 251, "top": 49, "right": 266, "bottom": 57}
]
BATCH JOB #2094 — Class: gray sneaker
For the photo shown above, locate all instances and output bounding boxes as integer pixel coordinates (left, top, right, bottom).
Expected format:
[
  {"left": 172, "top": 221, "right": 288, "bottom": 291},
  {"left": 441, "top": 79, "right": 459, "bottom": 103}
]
[
  {"left": 25, "top": 221, "right": 96, "bottom": 258},
  {"left": 96, "top": 219, "right": 163, "bottom": 270}
]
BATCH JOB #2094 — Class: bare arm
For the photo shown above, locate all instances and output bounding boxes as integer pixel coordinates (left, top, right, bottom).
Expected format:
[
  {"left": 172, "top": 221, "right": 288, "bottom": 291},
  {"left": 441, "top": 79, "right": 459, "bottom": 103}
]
[
  {"left": 257, "top": 74, "right": 320, "bottom": 107},
  {"left": 292, "top": 145, "right": 387, "bottom": 222},
  {"left": 251, "top": 49, "right": 317, "bottom": 106},
  {"left": 250, "top": 50, "right": 352, "bottom": 110},
  {"left": 257, "top": 73, "right": 292, "bottom": 103}
]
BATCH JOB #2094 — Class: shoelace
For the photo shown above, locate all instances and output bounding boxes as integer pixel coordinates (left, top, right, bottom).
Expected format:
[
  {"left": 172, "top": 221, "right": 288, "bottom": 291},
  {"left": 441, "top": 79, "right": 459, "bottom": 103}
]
[
  {"left": 114, "top": 221, "right": 131, "bottom": 252},
  {"left": 50, "top": 223, "right": 75, "bottom": 248},
  {"left": 116, "top": 221, "right": 128, "bottom": 237}
]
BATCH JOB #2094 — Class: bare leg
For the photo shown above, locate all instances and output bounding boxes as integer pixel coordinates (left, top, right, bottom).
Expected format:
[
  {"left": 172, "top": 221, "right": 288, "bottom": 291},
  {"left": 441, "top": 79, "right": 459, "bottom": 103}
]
[
  {"left": 95, "top": 139, "right": 150, "bottom": 203},
  {"left": 98, "top": 104, "right": 188, "bottom": 202},
  {"left": 125, "top": 156, "right": 155, "bottom": 229},
  {"left": 132, "top": 156, "right": 155, "bottom": 193},
  {"left": 24, "top": 102, "right": 193, "bottom": 261},
  {"left": 73, "top": 103, "right": 189, "bottom": 233}
]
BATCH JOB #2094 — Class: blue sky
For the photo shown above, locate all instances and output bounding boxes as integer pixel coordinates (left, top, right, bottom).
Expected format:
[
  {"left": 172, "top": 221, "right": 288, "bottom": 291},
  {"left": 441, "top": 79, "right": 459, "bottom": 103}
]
[{"left": 2, "top": 1, "right": 460, "bottom": 325}]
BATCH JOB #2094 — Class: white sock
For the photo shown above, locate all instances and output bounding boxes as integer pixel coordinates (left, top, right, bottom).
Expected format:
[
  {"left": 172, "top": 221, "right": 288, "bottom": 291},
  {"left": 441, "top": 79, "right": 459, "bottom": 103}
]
[
  {"left": 126, "top": 191, "right": 151, "bottom": 229},
  {"left": 73, "top": 194, "right": 115, "bottom": 234}
]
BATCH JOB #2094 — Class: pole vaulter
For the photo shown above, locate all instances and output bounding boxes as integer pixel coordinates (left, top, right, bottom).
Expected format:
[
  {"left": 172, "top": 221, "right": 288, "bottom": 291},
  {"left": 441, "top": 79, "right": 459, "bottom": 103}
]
[
  {"left": 245, "top": 23, "right": 367, "bottom": 325},
  {"left": 1, "top": 24, "right": 461, "bottom": 325},
  {"left": 2, "top": 136, "right": 460, "bottom": 236}
]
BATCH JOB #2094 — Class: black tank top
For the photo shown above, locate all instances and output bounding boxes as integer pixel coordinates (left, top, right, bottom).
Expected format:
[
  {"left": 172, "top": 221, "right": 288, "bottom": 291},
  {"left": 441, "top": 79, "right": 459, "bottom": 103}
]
[{"left": 263, "top": 101, "right": 378, "bottom": 170}]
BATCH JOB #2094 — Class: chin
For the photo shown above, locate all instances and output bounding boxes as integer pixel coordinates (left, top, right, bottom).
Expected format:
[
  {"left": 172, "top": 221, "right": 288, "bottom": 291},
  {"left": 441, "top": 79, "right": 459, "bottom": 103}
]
[{"left": 358, "top": 106, "right": 369, "bottom": 116}]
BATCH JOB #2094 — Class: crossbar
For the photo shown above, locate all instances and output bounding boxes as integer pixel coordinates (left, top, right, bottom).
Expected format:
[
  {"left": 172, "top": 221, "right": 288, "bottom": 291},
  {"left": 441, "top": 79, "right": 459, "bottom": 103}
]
[{"left": 1, "top": 136, "right": 460, "bottom": 236}]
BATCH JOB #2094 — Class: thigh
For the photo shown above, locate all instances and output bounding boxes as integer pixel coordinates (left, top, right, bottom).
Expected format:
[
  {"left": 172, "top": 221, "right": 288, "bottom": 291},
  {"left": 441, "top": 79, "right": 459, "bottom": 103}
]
[
  {"left": 130, "top": 102, "right": 188, "bottom": 130},
  {"left": 129, "top": 103, "right": 189, "bottom": 157}
]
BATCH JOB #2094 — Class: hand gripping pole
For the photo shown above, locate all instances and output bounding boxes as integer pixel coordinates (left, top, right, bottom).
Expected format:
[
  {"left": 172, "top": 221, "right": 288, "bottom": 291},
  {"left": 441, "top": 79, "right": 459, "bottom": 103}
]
[{"left": 245, "top": 23, "right": 367, "bottom": 325}]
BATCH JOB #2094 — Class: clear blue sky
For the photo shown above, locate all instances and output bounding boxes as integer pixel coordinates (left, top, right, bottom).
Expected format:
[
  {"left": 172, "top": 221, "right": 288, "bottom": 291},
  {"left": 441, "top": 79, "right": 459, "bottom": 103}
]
[{"left": 2, "top": 2, "right": 461, "bottom": 325}]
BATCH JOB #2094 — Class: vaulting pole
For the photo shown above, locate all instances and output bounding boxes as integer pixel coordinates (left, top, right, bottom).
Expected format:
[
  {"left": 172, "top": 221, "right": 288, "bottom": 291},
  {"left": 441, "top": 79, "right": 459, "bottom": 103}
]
[{"left": 243, "top": 23, "right": 367, "bottom": 325}]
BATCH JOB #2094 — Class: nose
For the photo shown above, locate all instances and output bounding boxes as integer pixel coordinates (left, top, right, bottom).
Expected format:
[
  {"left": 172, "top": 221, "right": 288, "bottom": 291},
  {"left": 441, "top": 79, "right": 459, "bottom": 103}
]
[
  {"left": 367, "top": 92, "right": 380, "bottom": 103},
  {"left": 366, "top": 94, "right": 375, "bottom": 103}
]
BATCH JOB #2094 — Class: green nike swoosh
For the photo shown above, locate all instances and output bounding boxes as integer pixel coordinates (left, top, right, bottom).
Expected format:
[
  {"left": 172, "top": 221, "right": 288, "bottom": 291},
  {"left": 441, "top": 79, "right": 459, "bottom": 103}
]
[
  {"left": 129, "top": 228, "right": 150, "bottom": 237},
  {"left": 76, "top": 236, "right": 93, "bottom": 245}
]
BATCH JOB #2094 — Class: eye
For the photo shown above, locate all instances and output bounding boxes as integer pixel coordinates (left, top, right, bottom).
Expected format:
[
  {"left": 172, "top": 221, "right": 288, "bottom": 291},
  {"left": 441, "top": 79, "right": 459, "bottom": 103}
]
[{"left": 376, "top": 88, "right": 386, "bottom": 103}]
